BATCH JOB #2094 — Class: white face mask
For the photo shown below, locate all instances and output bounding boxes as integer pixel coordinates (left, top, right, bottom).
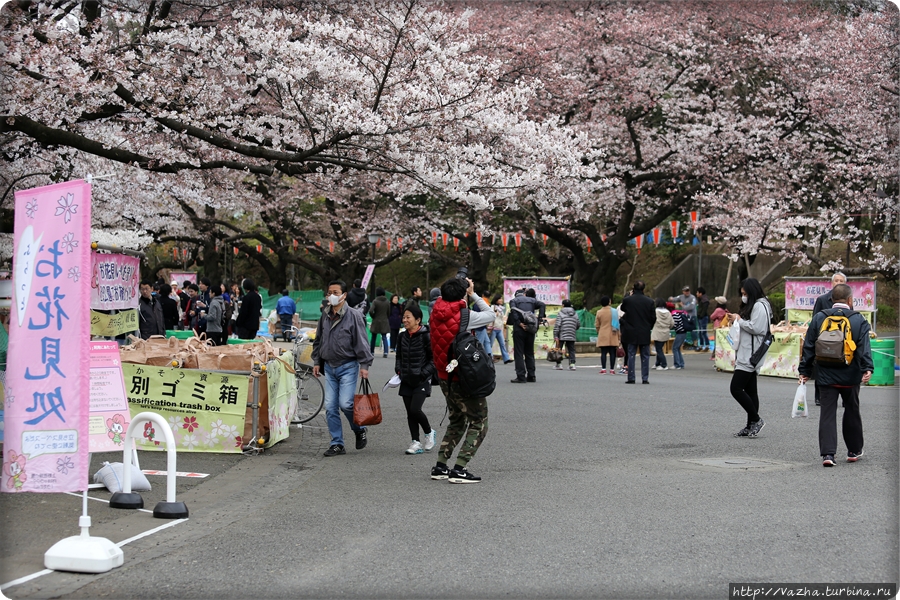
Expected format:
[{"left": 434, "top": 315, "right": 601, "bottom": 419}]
[
  {"left": 741, "top": 295, "right": 748, "bottom": 304},
  {"left": 328, "top": 293, "right": 343, "bottom": 306}
]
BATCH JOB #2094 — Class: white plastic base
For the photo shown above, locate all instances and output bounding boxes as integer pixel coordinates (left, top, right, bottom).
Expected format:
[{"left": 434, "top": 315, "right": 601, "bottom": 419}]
[{"left": 44, "top": 533, "right": 124, "bottom": 573}]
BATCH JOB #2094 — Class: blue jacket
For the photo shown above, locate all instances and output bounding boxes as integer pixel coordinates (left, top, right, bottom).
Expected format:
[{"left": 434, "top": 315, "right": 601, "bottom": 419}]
[
  {"left": 276, "top": 295, "right": 296, "bottom": 315},
  {"left": 799, "top": 305, "right": 873, "bottom": 386}
]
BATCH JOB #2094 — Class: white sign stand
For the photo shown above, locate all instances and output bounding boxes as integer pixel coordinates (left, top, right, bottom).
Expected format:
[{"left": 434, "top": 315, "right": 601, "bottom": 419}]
[{"left": 44, "top": 485, "right": 123, "bottom": 573}]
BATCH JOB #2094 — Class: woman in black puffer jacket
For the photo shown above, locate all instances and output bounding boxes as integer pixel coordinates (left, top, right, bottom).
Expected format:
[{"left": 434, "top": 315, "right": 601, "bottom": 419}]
[{"left": 395, "top": 303, "right": 438, "bottom": 455}]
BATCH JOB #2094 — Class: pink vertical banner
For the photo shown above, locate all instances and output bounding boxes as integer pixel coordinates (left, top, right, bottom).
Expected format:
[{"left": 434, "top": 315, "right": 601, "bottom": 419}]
[{"left": 3, "top": 180, "right": 92, "bottom": 493}]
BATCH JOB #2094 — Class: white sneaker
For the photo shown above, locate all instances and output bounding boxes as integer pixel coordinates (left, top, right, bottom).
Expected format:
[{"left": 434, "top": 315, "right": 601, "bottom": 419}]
[
  {"left": 554, "top": 364, "right": 563, "bottom": 370},
  {"left": 656, "top": 366, "right": 668, "bottom": 371},
  {"left": 568, "top": 364, "right": 576, "bottom": 371},
  {"left": 423, "top": 429, "right": 436, "bottom": 452},
  {"left": 405, "top": 440, "right": 423, "bottom": 455}
]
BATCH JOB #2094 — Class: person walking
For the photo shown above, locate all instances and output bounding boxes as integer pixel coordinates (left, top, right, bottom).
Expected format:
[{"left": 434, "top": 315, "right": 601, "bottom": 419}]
[
  {"left": 312, "top": 280, "right": 375, "bottom": 457},
  {"left": 695, "top": 286, "right": 710, "bottom": 351},
  {"left": 671, "top": 303, "right": 689, "bottom": 370},
  {"left": 394, "top": 303, "right": 438, "bottom": 455},
  {"left": 798, "top": 283, "right": 872, "bottom": 466},
  {"left": 730, "top": 278, "right": 772, "bottom": 438},
  {"left": 651, "top": 298, "right": 675, "bottom": 370},
  {"left": 619, "top": 281, "right": 656, "bottom": 384},
  {"left": 428, "top": 276, "right": 496, "bottom": 483},
  {"left": 387, "top": 294, "right": 404, "bottom": 353},
  {"left": 594, "top": 296, "right": 620, "bottom": 374},
  {"left": 368, "top": 287, "right": 391, "bottom": 358},
  {"left": 489, "top": 294, "right": 512, "bottom": 364},
  {"left": 811, "top": 272, "right": 848, "bottom": 406},
  {"left": 205, "top": 285, "right": 227, "bottom": 346},
  {"left": 276, "top": 289, "right": 296, "bottom": 342},
  {"left": 138, "top": 280, "right": 165, "bottom": 340},
  {"left": 672, "top": 286, "right": 698, "bottom": 349},
  {"left": 234, "top": 278, "right": 262, "bottom": 340},
  {"left": 508, "top": 288, "right": 546, "bottom": 383},
  {"left": 553, "top": 299, "right": 579, "bottom": 370}
]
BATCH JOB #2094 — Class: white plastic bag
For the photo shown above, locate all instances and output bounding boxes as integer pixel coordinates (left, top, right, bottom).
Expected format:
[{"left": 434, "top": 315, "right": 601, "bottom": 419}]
[
  {"left": 791, "top": 383, "right": 808, "bottom": 418},
  {"left": 726, "top": 320, "right": 741, "bottom": 348}
]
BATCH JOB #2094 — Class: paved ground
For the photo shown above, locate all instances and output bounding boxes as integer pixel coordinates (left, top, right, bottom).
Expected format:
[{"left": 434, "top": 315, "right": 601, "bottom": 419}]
[{"left": 1, "top": 349, "right": 897, "bottom": 600}]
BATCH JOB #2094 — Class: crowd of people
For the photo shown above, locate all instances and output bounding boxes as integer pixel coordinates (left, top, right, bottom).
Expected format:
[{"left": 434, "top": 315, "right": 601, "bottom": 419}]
[
  {"left": 137, "top": 276, "right": 264, "bottom": 344},
  {"left": 141, "top": 269, "right": 872, "bottom": 474}
]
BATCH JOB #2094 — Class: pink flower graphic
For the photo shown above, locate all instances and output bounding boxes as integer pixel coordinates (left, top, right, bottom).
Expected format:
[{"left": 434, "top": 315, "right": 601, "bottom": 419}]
[
  {"left": 183, "top": 416, "right": 199, "bottom": 433},
  {"left": 106, "top": 414, "right": 128, "bottom": 445}
]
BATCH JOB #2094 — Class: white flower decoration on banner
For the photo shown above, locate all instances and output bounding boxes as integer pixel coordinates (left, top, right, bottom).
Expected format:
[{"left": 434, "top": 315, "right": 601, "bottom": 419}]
[{"left": 54, "top": 193, "right": 78, "bottom": 224}]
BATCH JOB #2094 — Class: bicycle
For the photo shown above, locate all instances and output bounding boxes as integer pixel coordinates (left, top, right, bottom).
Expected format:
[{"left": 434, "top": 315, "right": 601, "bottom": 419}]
[{"left": 289, "top": 328, "right": 325, "bottom": 423}]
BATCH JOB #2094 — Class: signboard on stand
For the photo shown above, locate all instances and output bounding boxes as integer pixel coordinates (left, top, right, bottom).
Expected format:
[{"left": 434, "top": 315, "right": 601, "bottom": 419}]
[
  {"left": 170, "top": 272, "right": 198, "bottom": 286},
  {"left": 89, "top": 341, "right": 131, "bottom": 453},
  {"left": 3, "top": 180, "right": 92, "bottom": 493},
  {"left": 90, "top": 252, "right": 139, "bottom": 310},
  {"left": 784, "top": 278, "right": 876, "bottom": 325},
  {"left": 502, "top": 278, "right": 570, "bottom": 305}
]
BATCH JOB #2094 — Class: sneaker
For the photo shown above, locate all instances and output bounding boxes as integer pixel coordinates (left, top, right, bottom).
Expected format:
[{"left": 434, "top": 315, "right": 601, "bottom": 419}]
[
  {"left": 423, "top": 429, "right": 437, "bottom": 451},
  {"left": 503, "top": 359, "right": 514, "bottom": 364},
  {"left": 642, "top": 380, "right": 649, "bottom": 384},
  {"left": 733, "top": 427, "right": 751, "bottom": 437},
  {"left": 510, "top": 378, "right": 527, "bottom": 383},
  {"left": 430, "top": 464, "right": 450, "bottom": 480},
  {"left": 599, "top": 369, "right": 607, "bottom": 374},
  {"left": 526, "top": 376, "right": 536, "bottom": 382},
  {"left": 448, "top": 467, "right": 482, "bottom": 484},
  {"left": 323, "top": 444, "right": 346, "bottom": 457},
  {"left": 625, "top": 380, "right": 635, "bottom": 384},
  {"left": 847, "top": 450, "right": 864, "bottom": 462},
  {"left": 568, "top": 364, "right": 576, "bottom": 371},
  {"left": 355, "top": 429, "right": 368, "bottom": 450},
  {"left": 405, "top": 440, "right": 423, "bottom": 455},
  {"left": 554, "top": 364, "right": 563, "bottom": 370},
  {"left": 747, "top": 418, "right": 765, "bottom": 438},
  {"left": 655, "top": 366, "right": 668, "bottom": 371},
  {"left": 674, "top": 366, "right": 684, "bottom": 370},
  {"left": 383, "top": 354, "right": 389, "bottom": 358},
  {"left": 822, "top": 455, "right": 835, "bottom": 467}
]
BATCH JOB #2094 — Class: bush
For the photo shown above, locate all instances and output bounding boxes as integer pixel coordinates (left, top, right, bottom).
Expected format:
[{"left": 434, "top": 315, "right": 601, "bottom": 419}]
[
  {"left": 569, "top": 291, "right": 584, "bottom": 309},
  {"left": 876, "top": 303, "right": 898, "bottom": 328},
  {"left": 767, "top": 292, "right": 785, "bottom": 322}
]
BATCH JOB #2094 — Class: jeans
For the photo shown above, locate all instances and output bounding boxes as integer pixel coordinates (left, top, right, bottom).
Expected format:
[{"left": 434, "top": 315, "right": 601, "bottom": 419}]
[
  {"left": 475, "top": 327, "right": 491, "bottom": 356},
  {"left": 654, "top": 341, "right": 668, "bottom": 368},
  {"left": 490, "top": 328, "right": 510, "bottom": 362},
  {"left": 673, "top": 333, "right": 687, "bottom": 368},
  {"left": 323, "top": 360, "right": 364, "bottom": 447},
  {"left": 279, "top": 313, "right": 293, "bottom": 340},
  {"left": 563, "top": 340, "right": 576, "bottom": 364},
  {"left": 626, "top": 343, "right": 650, "bottom": 383},
  {"left": 697, "top": 316, "right": 709, "bottom": 349}
]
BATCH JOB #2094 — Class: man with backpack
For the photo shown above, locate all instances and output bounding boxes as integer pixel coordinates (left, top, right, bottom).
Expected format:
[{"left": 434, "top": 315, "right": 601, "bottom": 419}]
[
  {"left": 508, "top": 288, "right": 546, "bottom": 383},
  {"left": 798, "top": 283, "right": 873, "bottom": 467},
  {"left": 428, "top": 276, "right": 496, "bottom": 483},
  {"left": 811, "top": 272, "right": 848, "bottom": 405}
]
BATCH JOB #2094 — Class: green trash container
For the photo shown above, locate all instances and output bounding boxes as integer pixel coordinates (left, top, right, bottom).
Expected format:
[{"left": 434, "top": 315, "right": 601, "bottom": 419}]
[
  {"left": 868, "top": 338, "right": 896, "bottom": 386},
  {"left": 166, "top": 330, "right": 195, "bottom": 339}
]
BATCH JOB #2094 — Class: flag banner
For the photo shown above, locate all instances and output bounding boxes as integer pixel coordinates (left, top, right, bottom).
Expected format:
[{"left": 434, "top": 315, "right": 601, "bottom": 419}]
[
  {"left": 585, "top": 235, "right": 592, "bottom": 253},
  {"left": 652, "top": 228, "right": 661, "bottom": 245},
  {"left": 501, "top": 233, "right": 508, "bottom": 251},
  {"left": 514, "top": 233, "right": 522, "bottom": 251},
  {"left": 690, "top": 211, "right": 699, "bottom": 230},
  {"left": 670, "top": 221, "right": 680, "bottom": 240},
  {"left": 476, "top": 232, "right": 483, "bottom": 247},
  {"left": 453, "top": 237, "right": 459, "bottom": 251},
  {"left": 5, "top": 180, "right": 92, "bottom": 493}
]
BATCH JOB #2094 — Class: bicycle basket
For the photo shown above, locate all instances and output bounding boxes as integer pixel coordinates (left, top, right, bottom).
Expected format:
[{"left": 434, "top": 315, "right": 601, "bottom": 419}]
[{"left": 294, "top": 338, "right": 315, "bottom": 369}]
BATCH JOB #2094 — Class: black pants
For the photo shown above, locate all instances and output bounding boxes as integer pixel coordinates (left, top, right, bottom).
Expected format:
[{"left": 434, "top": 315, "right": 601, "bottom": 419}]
[
  {"left": 512, "top": 327, "right": 536, "bottom": 380},
  {"left": 207, "top": 331, "right": 226, "bottom": 346},
  {"left": 654, "top": 341, "right": 668, "bottom": 368},
  {"left": 562, "top": 340, "right": 576, "bottom": 364},
  {"left": 626, "top": 344, "right": 650, "bottom": 383},
  {"left": 819, "top": 385, "right": 863, "bottom": 457},
  {"left": 390, "top": 328, "right": 400, "bottom": 351},
  {"left": 599, "top": 346, "right": 617, "bottom": 369},
  {"left": 402, "top": 392, "right": 432, "bottom": 441},
  {"left": 236, "top": 327, "right": 256, "bottom": 340},
  {"left": 730, "top": 369, "right": 760, "bottom": 423}
]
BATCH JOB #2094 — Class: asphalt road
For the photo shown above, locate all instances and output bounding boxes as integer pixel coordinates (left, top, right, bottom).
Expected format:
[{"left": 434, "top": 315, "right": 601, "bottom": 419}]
[{"left": 2, "top": 349, "right": 898, "bottom": 600}]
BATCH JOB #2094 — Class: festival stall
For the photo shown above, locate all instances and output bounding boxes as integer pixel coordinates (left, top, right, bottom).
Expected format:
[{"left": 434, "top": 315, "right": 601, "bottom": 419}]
[
  {"left": 118, "top": 336, "right": 297, "bottom": 452},
  {"left": 713, "top": 324, "right": 807, "bottom": 379}
]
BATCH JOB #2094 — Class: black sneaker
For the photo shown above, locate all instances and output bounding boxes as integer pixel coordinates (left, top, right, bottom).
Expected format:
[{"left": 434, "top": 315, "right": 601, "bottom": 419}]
[
  {"left": 430, "top": 465, "right": 450, "bottom": 480},
  {"left": 733, "top": 427, "right": 751, "bottom": 437},
  {"left": 525, "top": 376, "right": 536, "bottom": 383},
  {"left": 510, "top": 378, "right": 527, "bottom": 384},
  {"left": 448, "top": 467, "right": 482, "bottom": 484},
  {"left": 847, "top": 450, "right": 864, "bottom": 462},
  {"left": 355, "top": 429, "right": 368, "bottom": 450},
  {"left": 823, "top": 455, "right": 835, "bottom": 467},
  {"left": 747, "top": 418, "right": 765, "bottom": 438},
  {"left": 323, "top": 444, "right": 345, "bottom": 457}
]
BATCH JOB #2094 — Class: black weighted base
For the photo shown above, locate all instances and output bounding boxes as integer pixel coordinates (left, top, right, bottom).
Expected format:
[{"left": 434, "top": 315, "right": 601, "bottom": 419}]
[
  {"left": 153, "top": 501, "right": 189, "bottom": 519},
  {"left": 109, "top": 492, "right": 144, "bottom": 509}
]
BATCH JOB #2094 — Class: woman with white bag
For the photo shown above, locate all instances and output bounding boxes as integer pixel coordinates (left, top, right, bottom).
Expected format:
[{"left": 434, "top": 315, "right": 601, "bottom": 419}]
[{"left": 730, "top": 278, "right": 773, "bottom": 438}]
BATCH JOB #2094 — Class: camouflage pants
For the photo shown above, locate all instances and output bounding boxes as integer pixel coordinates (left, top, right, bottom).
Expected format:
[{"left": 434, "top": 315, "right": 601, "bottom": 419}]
[{"left": 438, "top": 380, "right": 488, "bottom": 468}]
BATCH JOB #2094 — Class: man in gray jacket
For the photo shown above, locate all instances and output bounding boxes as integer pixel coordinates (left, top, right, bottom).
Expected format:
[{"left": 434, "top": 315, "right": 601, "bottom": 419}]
[{"left": 312, "top": 280, "right": 375, "bottom": 457}]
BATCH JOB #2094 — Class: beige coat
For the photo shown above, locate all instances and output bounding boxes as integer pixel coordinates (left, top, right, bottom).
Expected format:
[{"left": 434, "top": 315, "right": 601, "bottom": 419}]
[
  {"left": 651, "top": 308, "right": 675, "bottom": 342},
  {"left": 594, "top": 306, "right": 621, "bottom": 348}
]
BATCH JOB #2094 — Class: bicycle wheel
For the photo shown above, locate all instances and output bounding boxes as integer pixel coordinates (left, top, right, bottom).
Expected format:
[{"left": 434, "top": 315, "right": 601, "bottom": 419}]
[{"left": 293, "top": 370, "right": 325, "bottom": 424}]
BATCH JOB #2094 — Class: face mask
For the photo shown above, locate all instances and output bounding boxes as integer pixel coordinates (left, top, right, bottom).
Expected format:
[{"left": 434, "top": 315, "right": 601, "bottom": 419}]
[
  {"left": 741, "top": 295, "right": 748, "bottom": 304},
  {"left": 328, "top": 294, "right": 342, "bottom": 306}
]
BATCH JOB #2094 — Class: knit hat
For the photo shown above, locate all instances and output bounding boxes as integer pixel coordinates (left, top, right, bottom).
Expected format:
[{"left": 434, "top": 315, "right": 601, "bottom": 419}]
[
  {"left": 429, "top": 287, "right": 441, "bottom": 301},
  {"left": 715, "top": 296, "right": 727, "bottom": 305}
]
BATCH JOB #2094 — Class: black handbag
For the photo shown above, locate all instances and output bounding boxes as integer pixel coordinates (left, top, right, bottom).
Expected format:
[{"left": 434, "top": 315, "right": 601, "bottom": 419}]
[
  {"left": 749, "top": 303, "right": 773, "bottom": 367},
  {"left": 546, "top": 348, "right": 564, "bottom": 363}
]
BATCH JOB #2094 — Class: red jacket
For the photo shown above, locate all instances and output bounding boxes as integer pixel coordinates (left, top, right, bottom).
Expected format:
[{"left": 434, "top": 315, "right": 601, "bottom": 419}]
[{"left": 429, "top": 298, "right": 466, "bottom": 381}]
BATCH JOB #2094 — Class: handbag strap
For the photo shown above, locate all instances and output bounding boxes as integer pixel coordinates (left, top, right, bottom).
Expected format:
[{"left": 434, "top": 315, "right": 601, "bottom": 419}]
[{"left": 358, "top": 377, "right": 372, "bottom": 394}]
